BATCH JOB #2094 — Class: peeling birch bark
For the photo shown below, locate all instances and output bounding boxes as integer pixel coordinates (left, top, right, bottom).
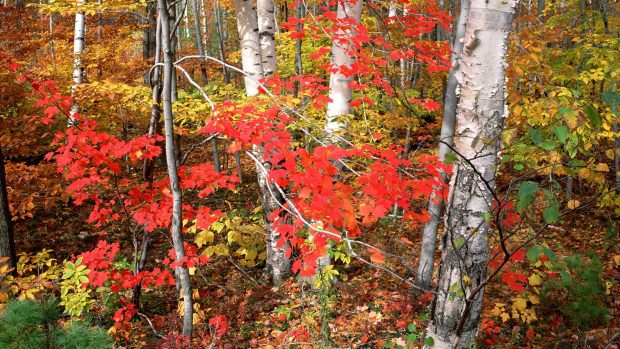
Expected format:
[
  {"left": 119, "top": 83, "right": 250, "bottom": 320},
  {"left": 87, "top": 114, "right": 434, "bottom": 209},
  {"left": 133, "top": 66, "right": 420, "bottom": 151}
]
[
  {"left": 69, "top": 0, "right": 86, "bottom": 125},
  {"left": 234, "top": 0, "right": 290, "bottom": 285},
  {"left": 425, "top": 0, "right": 516, "bottom": 346},
  {"left": 416, "top": 0, "right": 471, "bottom": 290},
  {"left": 257, "top": 0, "right": 277, "bottom": 75}
]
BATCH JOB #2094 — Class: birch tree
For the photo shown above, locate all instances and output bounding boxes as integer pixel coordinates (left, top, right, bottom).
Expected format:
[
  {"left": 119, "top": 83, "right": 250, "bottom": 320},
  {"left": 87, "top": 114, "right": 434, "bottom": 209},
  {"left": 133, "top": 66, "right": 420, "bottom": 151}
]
[
  {"left": 257, "top": 0, "right": 277, "bottom": 75},
  {"left": 415, "top": 0, "right": 471, "bottom": 290},
  {"left": 319, "top": 0, "right": 363, "bottom": 269},
  {"left": 424, "top": 0, "right": 516, "bottom": 346},
  {"left": 158, "top": 0, "right": 193, "bottom": 337},
  {"left": 324, "top": 0, "right": 363, "bottom": 143},
  {"left": 234, "top": 0, "right": 290, "bottom": 285},
  {"left": 69, "top": 0, "right": 86, "bottom": 125}
]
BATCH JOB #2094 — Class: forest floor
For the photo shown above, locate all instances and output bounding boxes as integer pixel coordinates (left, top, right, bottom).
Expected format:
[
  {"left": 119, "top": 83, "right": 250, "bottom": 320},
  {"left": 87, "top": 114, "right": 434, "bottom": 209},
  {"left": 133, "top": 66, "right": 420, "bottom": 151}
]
[{"left": 13, "top": 158, "right": 620, "bottom": 348}]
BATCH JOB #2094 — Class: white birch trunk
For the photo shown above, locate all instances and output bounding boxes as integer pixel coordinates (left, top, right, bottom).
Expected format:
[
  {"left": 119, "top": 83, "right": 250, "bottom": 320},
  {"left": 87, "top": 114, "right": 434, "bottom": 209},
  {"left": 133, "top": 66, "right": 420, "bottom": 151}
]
[
  {"left": 425, "top": 0, "right": 516, "bottom": 346},
  {"left": 233, "top": 0, "right": 264, "bottom": 96},
  {"left": 320, "top": 0, "right": 362, "bottom": 272},
  {"left": 69, "top": 0, "right": 86, "bottom": 125},
  {"left": 257, "top": 0, "right": 277, "bottom": 75},
  {"left": 234, "top": 0, "right": 290, "bottom": 285},
  {"left": 324, "top": 0, "right": 363, "bottom": 141},
  {"left": 416, "top": 0, "right": 471, "bottom": 290}
]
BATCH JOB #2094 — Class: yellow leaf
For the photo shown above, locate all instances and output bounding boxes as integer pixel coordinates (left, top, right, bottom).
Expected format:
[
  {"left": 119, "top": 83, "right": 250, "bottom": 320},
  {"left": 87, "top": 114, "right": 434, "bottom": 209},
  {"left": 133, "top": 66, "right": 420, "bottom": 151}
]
[
  {"left": 528, "top": 295, "right": 540, "bottom": 305},
  {"left": 501, "top": 312, "right": 510, "bottom": 322},
  {"left": 528, "top": 274, "right": 542, "bottom": 286},
  {"left": 578, "top": 168, "right": 591, "bottom": 180},
  {"left": 606, "top": 149, "right": 616, "bottom": 160},
  {"left": 513, "top": 297, "right": 527, "bottom": 311},
  {"left": 567, "top": 199, "right": 580, "bottom": 209},
  {"left": 596, "top": 163, "right": 610, "bottom": 172},
  {"left": 613, "top": 255, "right": 620, "bottom": 266}
]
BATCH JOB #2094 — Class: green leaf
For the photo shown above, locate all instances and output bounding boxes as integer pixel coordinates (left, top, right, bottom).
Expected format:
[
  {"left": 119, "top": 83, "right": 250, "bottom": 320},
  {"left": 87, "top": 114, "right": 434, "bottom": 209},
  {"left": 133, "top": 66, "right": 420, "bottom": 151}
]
[
  {"left": 514, "top": 163, "right": 524, "bottom": 171},
  {"left": 454, "top": 237, "right": 465, "bottom": 250},
  {"left": 443, "top": 151, "right": 457, "bottom": 164},
  {"left": 544, "top": 247, "right": 558, "bottom": 261},
  {"left": 553, "top": 126, "right": 568, "bottom": 144},
  {"left": 543, "top": 206, "right": 560, "bottom": 223},
  {"left": 517, "top": 181, "right": 538, "bottom": 211},
  {"left": 527, "top": 245, "right": 543, "bottom": 263},
  {"left": 483, "top": 211, "right": 492, "bottom": 222},
  {"left": 424, "top": 336, "right": 435, "bottom": 346},
  {"left": 527, "top": 126, "right": 542, "bottom": 144},
  {"left": 584, "top": 105, "right": 601, "bottom": 130},
  {"left": 406, "top": 333, "right": 418, "bottom": 344},
  {"left": 540, "top": 141, "right": 556, "bottom": 150},
  {"left": 407, "top": 324, "right": 416, "bottom": 333}
]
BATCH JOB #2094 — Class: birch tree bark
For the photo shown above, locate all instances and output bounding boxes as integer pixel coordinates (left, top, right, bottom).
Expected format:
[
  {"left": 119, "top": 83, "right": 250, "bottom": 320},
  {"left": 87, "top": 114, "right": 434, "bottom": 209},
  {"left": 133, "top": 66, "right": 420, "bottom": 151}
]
[
  {"left": 257, "top": 0, "right": 277, "bottom": 75},
  {"left": 233, "top": 0, "right": 264, "bottom": 96},
  {"left": 158, "top": 0, "right": 193, "bottom": 337},
  {"left": 0, "top": 145, "right": 16, "bottom": 278},
  {"left": 324, "top": 0, "right": 363, "bottom": 142},
  {"left": 69, "top": 0, "right": 86, "bottom": 125},
  {"left": 234, "top": 0, "right": 290, "bottom": 285},
  {"left": 424, "top": 0, "right": 516, "bottom": 346},
  {"left": 310, "top": 0, "right": 363, "bottom": 273},
  {"left": 416, "top": 0, "right": 471, "bottom": 290}
]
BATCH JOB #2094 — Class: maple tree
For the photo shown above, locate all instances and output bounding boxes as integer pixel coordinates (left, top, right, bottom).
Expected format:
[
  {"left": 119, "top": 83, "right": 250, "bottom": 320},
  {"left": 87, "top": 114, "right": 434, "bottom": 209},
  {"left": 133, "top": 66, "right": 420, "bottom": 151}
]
[{"left": 0, "top": 0, "right": 618, "bottom": 348}]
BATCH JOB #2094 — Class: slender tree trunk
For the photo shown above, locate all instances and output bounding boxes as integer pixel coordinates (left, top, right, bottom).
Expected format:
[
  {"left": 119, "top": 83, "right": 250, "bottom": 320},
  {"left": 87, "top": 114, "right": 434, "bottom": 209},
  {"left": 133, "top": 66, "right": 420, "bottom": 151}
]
[
  {"left": 320, "top": 0, "right": 363, "bottom": 269},
  {"left": 537, "top": 0, "right": 545, "bottom": 16},
  {"left": 143, "top": 2, "right": 158, "bottom": 61},
  {"left": 214, "top": 0, "right": 230, "bottom": 83},
  {"left": 143, "top": 16, "right": 163, "bottom": 183},
  {"left": 292, "top": 0, "right": 304, "bottom": 98},
  {"left": 425, "top": 0, "right": 516, "bottom": 346},
  {"left": 416, "top": 0, "right": 471, "bottom": 290},
  {"left": 158, "top": 0, "right": 193, "bottom": 337},
  {"left": 69, "top": 1, "right": 86, "bottom": 125},
  {"left": 0, "top": 145, "right": 16, "bottom": 277},
  {"left": 191, "top": 0, "right": 209, "bottom": 85}
]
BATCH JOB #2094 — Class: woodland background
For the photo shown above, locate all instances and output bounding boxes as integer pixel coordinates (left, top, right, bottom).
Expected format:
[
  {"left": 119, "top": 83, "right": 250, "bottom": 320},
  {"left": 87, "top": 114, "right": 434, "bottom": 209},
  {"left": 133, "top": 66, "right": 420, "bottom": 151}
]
[{"left": 0, "top": 0, "right": 618, "bottom": 348}]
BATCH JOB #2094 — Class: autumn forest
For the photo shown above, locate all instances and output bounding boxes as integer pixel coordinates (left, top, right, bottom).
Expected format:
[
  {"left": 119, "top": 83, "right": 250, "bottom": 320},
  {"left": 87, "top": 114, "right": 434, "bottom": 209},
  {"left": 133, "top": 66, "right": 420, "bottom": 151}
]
[{"left": 0, "top": 0, "right": 618, "bottom": 347}]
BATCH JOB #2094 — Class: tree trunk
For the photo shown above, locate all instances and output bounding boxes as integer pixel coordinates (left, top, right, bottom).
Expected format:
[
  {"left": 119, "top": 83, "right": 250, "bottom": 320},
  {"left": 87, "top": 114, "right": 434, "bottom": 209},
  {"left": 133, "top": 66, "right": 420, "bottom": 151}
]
[
  {"left": 69, "top": 1, "right": 86, "bottom": 125},
  {"left": 191, "top": 0, "right": 209, "bottom": 85},
  {"left": 234, "top": 0, "right": 291, "bottom": 285},
  {"left": 0, "top": 145, "right": 16, "bottom": 277},
  {"left": 233, "top": 0, "right": 264, "bottom": 96},
  {"left": 214, "top": 0, "right": 230, "bottom": 83},
  {"left": 143, "top": 16, "right": 163, "bottom": 183},
  {"left": 143, "top": 2, "right": 158, "bottom": 61},
  {"left": 416, "top": 0, "right": 471, "bottom": 290},
  {"left": 320, "top": 0, "right": 362, "bottom": 270},
  {"left": 425, "top": 0, "right": 516, "bottom": 346},
  {"left": 292, "top": 0, "right": 304, "bottom": 98},
  {"left": 257, "top": 0, "right": 277, "bottom": 75},
  {"left": 158, "top": 0, "right": 193, "bottom": 337},
  {"left": 324, "top": 0, "right": 362, "bottom": 142}
]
